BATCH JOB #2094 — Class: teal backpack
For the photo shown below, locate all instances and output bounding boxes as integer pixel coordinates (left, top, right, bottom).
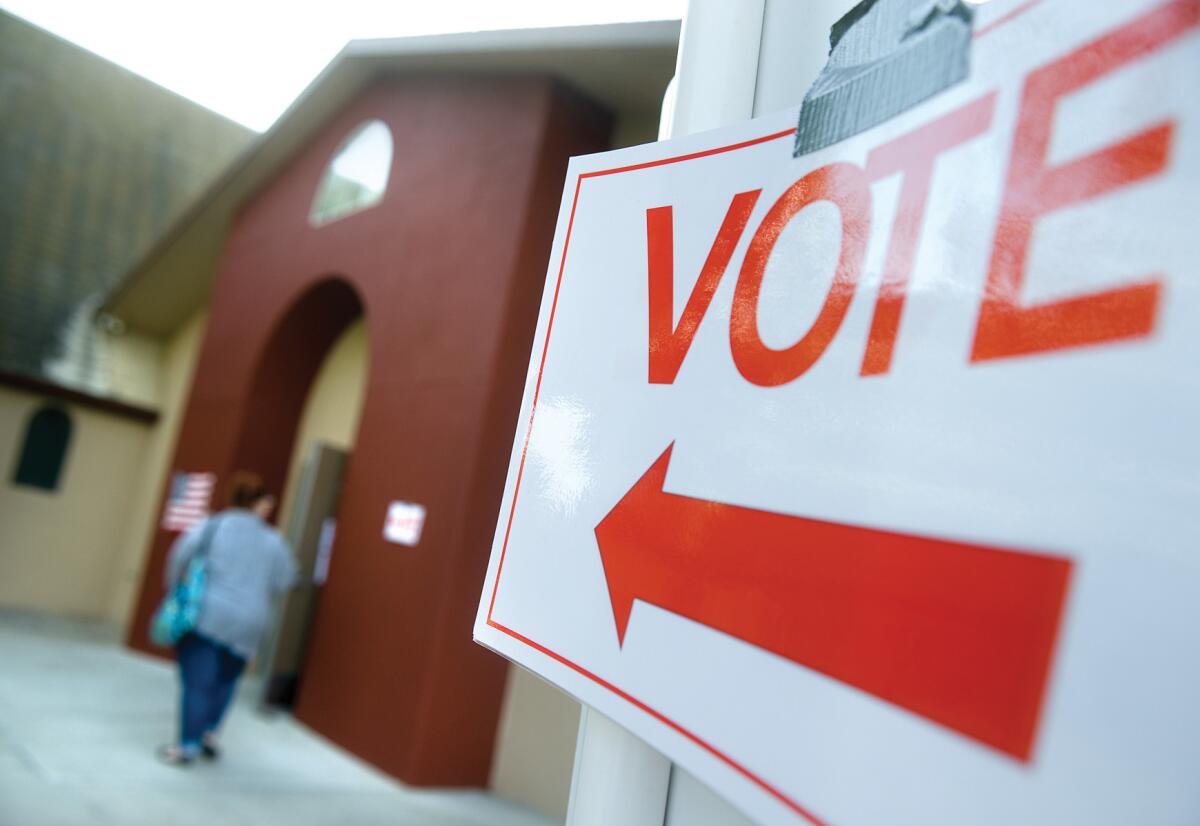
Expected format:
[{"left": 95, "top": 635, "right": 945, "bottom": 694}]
[{"left": 150, "top": 517, "right": 219, "bottom": 647}]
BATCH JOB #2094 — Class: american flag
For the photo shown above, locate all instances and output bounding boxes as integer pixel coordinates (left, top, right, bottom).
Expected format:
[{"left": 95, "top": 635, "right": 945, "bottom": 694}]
[{"left": 161, "top": 472, "right": 216, "bottom": 532}]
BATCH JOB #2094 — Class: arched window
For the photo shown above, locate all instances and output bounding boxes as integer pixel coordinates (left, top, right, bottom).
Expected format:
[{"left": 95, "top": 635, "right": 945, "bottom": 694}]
[
  {"left": 12, "top": 405, "right": 72, "bottom": 491},
  {"left": 309, "top": 120, "right": 393, "bottom": 227}
]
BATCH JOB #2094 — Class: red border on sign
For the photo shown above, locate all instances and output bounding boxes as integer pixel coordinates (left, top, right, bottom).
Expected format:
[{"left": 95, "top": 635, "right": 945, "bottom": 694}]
[
  {"left": 484, "top": 7, "right": 1041, "bottom": 823},
  {"left": 484, "top": 124, "right": 827, "bottom": 823}
]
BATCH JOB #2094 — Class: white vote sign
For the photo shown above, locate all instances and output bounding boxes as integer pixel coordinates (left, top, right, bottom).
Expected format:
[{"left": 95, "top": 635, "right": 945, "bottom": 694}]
[{"left": 474, "top": 0, "right": 1200, "bottom": 823}]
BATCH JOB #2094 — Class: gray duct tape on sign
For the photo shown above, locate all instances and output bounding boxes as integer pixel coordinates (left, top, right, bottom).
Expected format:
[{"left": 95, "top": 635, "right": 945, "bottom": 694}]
[{"left": 794, "top": 0, "right": 974, "bottom": 157}]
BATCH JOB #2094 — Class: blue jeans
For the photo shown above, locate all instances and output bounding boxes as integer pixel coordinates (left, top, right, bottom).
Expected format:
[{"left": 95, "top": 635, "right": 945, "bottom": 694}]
[{"left": 176, "top": 633, "right": 246, "bottom": 752}]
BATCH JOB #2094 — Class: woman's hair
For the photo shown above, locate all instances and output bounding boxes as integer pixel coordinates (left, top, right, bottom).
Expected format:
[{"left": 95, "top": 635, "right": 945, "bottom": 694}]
[{"left": 227, "top": 471, "right": 270, "bottom": 509}]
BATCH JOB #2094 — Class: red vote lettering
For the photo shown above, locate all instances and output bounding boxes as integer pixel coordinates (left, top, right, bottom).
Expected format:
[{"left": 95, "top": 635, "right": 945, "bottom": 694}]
[
  {"left": 646, "top": 191, "right": 761, "bottom": 384},
  {"left": 730, "top": 163, "right": 872, "bottom": 387},
  {"left": 641, "top": 0, "right": 1195, "bottom": 387},
  {"left": 971, "top": 0, "right": 1197, "bottom": 362},
  {"left": 861, "top": 94, "right": 996, "bottom": 376}
]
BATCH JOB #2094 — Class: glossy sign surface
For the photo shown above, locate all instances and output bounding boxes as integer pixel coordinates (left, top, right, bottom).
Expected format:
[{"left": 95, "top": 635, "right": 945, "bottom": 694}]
[{"left": 474, "top": 1, "right": 1200, "bottom": 823}]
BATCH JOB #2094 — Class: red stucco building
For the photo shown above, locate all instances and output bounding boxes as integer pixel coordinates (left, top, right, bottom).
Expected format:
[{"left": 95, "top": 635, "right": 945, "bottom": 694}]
[{"left": 100, "top": 21, "right": 678, "bottom": 815}]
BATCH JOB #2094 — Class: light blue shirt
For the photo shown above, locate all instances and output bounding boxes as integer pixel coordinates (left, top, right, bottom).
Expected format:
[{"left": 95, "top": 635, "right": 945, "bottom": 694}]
[{"left": 165, "top": 509, "right": 297, "bottom": 659}]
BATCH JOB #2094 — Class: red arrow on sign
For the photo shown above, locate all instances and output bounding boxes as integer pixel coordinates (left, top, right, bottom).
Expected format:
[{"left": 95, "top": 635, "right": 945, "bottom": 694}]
[{"left": 594, "top": 444, "right": 1072, "bottom": 761}]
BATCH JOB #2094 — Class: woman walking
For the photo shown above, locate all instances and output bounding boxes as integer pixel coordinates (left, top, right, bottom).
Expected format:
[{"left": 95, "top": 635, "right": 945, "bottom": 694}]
[{"left": 157, "top": 472, "right": 297, "bottom": 765}]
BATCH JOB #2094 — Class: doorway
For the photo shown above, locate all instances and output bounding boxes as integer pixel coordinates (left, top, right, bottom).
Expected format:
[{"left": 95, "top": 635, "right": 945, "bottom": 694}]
[
  {"left": 259, "top": 441, "right": 348, "bottom": 707},
  {"left": 254, "top": 314, "right": 369, "bottom": 708}
]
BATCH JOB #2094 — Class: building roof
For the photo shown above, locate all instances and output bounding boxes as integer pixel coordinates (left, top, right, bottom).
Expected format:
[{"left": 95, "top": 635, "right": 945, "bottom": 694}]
[
  {"left": 101, "top": 20, "right": 681, "bottom": 336},
  {"left": 0, "top": 10, "right": 252, "bottom": 399}
]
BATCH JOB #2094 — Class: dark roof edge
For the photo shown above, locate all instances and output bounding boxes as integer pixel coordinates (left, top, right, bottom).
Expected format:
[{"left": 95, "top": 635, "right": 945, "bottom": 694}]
[{"left": 0, "top": 369, "right": 159, "bottom": 424}]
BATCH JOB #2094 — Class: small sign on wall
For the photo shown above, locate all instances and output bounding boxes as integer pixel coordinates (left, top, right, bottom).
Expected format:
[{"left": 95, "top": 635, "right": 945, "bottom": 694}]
[
  {"left": 383, "top": 501, "right": 425, "bottom": 546},
  {"left": 313, "top": 517, "right": 336, "bottom": 584}
]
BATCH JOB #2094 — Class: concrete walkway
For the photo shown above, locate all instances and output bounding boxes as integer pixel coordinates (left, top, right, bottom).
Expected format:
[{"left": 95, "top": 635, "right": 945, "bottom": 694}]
[{"left": 0, "top": 611, "right": 558, "bottom": 826}]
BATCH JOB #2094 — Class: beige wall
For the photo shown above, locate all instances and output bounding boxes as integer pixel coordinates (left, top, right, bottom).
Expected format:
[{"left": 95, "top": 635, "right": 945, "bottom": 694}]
[
  {"left": 0, "top": 311, "right": 207, "bottom": 626},
  {"left": 105, "top": 328, "right": 165, "bottom": 410},
  {"left": 490, "top": 665, "right": 581, "bottom": 822},
  {"left": 104, "top": 310, "right": 208, "bottom": 627},
  {"left": 0, "top": 387, "right": 151, "bottom": 619},
  {"left": 612, "top": 111, "right": 664, "bottom": 150}
]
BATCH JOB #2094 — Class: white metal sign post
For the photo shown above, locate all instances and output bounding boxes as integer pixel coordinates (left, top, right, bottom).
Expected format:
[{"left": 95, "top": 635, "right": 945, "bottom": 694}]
[{"left": 475, "top": 0, "right": 1200, "bottom": 823}]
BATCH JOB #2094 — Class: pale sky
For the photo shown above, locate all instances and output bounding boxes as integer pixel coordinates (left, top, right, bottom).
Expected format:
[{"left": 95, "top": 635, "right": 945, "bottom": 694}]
[{"left": 2, "top": 0, "right": 686, "bottom": 132}]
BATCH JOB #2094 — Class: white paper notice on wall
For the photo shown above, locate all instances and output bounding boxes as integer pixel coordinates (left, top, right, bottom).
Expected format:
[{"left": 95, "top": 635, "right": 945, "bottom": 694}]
[
  {"left": 383, "top": 501, "right": 425, "bottom": 546},
  {"left": 313, "top": 517, "right": 336, "bottom": 584},
  {"left": 473, "top": 0, "right": 1200, "bottom": 824}
]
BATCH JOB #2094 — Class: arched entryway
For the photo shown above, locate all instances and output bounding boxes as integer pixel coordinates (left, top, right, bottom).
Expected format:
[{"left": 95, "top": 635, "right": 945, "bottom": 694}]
[
  {"left": 226, "top": 277, "right": 364, "bottom": 498},
  {"left": 229, "top": 277, "right": 368, "bottom": 707},
  {"left": 261, "top": 321, "right": 369, "bottom": 707},
  {"left": 125, "top": 75, "right": 617, "bottom": 795}
]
